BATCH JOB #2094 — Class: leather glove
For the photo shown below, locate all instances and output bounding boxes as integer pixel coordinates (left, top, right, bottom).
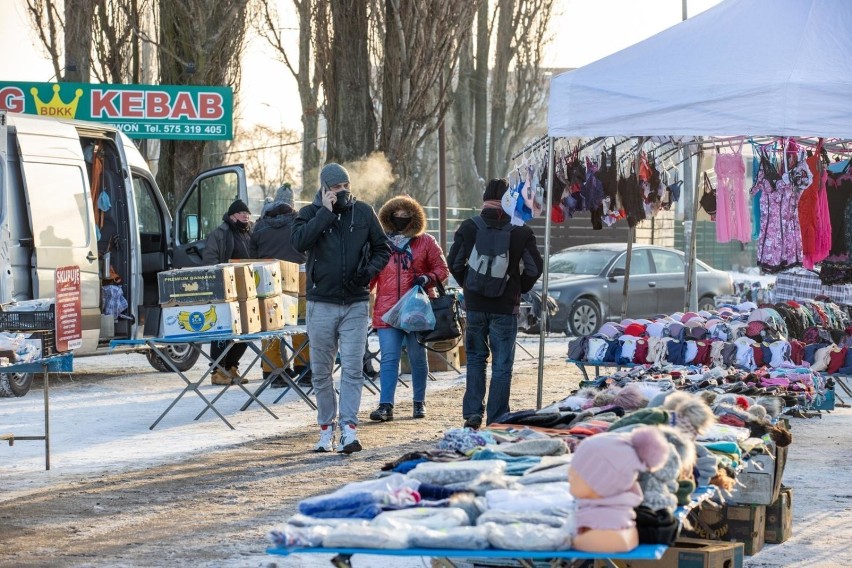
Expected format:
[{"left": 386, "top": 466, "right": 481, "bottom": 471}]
[
  {"left": 352, "top": 270, "right": 372, "bottom": 288},
  {"left": 412, "top": 275, "right": 430, "bottom": 288}
]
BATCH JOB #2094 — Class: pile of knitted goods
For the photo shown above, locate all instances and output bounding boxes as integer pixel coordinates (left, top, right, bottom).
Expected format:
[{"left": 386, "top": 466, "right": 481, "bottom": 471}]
[{"left": 268, "top": 387, "right": 790, "bottom": 554}]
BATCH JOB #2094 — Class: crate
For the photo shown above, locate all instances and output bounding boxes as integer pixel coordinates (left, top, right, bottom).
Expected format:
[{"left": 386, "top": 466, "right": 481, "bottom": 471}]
[
  {"left": 0, "top": 306, "right": 55, "bottom": 331},
  {"left": 0, "top": 306, "right": 56, "bottom": 356}
]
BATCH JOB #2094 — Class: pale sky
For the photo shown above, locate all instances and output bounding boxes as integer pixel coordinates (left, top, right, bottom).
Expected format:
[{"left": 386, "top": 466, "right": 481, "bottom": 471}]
[{"left": 0, "top": 0, "right": 722, "bottom": 132}]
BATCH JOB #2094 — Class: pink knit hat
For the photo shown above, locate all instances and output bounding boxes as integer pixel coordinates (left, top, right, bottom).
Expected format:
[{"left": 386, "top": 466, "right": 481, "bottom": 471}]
[{"left": 570, "top": 427, "right": 669, "bottom": 498}]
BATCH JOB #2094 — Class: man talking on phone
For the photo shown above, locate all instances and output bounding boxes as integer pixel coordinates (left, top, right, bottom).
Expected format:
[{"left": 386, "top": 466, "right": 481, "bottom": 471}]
[{"left": 292, "top": 163, "right": 390, "bottom": 454}]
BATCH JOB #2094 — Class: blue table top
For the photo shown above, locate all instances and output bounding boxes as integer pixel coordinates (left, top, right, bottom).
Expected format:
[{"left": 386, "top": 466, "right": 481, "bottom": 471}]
[
  {"left": 0, "top": 352, "right": 73, "bottom": 373},
  {"left": 110, "top": 326, "right": 308, "bottom": 347},
  {"left": 266, "top": 544, "right": 668, "bottom": 560}
]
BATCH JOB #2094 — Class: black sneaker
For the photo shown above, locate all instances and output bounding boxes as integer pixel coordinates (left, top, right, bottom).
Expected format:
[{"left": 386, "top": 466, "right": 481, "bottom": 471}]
[
  {"left": 413, "top": 401, "right": 426, "bottom": 419},
  {"left": 464, "top": 414, "right": 483, "bottom": 429},
  {"left": 370, "top": 403, "right": 394, "bottom": 422},
  {"left": 269, "top": 375, "right": 288, "bottom": 389}
]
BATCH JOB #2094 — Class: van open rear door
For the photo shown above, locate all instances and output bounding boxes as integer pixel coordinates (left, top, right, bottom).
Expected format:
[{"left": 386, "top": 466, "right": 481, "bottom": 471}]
[
  {"left": 171, "top": 165, "right": 247, "bottom": 268},
  {"left": 12, "top": 114, "right": 101, "bottom": 352}
]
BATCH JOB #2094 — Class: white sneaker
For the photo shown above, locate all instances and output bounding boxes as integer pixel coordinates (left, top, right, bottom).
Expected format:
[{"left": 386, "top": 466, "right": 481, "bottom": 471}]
[
  {"left": 336, "top": 424, "right": 362, "bottom": 454},
  {"left": 314, "top": 426, "right": 335, "bottom": 452}
]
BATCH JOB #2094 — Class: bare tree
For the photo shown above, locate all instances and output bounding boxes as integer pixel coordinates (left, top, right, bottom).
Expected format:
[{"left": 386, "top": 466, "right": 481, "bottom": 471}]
[
  {"left": 90, "top": 0, "right": 152, "bottom": 84},
  {"left": 24, "top": 0, "right": 65, "bottom": 81},
  {"left": 227, "top": 123, "right": 300, "bottom": 198},
  {"left": 157, "top": 0, "right": 250, "bottom": 207},
  {"left": 451, "top": 32, "right": 484, "bottom": 207},
  {"left": 255, "top": 0, "right": 322, "bottom": 191}
]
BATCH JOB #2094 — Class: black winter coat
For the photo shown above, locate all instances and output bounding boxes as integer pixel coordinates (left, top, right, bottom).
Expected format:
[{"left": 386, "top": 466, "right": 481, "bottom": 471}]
[
  {"left": 447, "top": 209, "right": 543, "bottom": 314},
  {"left": 250, "top": 204, "right": 307, "bottom": 264},
  {"left": 292, "top": 191, "right": 390, "bottom": 304}
]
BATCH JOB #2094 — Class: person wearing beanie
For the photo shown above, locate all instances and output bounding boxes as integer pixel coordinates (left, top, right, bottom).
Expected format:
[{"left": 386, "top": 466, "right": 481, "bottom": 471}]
[
  {"left": 201, "top": 198, "right": 254, "bottom": 386},
  {"left": 251, "top": 183, "right": 308, "bottom": 389},
  {"left": 368, "top": 195, "right": 449, "bottom": 422},
  {"left": 568, "top": 426, "right": 670, "bottom": 552},
  {"left": 292, "top": 162, "right": 390, "bottom": 454},
  {"left": 447, "top": 178, "right": 543, "bottom": 429}
]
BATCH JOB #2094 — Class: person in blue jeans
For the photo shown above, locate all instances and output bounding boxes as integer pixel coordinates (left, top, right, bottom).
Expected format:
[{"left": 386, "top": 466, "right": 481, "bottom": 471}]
[
  {"left": 369, "top": 195, "right": 449, "bottom": 422},
  {"left": 446, "top": 179, "right": 543, "bottom": 427}
]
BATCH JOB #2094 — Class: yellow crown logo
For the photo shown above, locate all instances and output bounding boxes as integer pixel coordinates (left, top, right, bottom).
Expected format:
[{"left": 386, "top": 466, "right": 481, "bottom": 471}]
[{"left": 30, "top": 84, "right": 83, "bottom": 118}]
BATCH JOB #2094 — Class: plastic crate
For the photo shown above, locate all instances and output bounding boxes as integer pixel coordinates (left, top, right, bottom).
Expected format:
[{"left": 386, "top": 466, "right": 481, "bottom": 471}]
[{"left": 0, "top": 306, "right": 55, "bottom": 331}]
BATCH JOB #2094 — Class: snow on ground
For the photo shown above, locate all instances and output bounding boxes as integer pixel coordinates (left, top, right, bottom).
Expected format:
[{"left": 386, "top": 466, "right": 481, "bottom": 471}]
[{"left": 0, "top": 336, "right": 560, "bottom": 498}]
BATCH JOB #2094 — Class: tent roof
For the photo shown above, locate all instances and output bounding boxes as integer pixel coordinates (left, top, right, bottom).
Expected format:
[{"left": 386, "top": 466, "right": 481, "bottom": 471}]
[{"left": 547, "top": 0, "right": 852, "bottom": 139}]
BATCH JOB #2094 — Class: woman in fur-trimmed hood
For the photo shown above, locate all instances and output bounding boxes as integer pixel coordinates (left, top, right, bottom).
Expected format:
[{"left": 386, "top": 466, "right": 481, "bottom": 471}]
[{"left": 369, "top": 195, "right": 449, "bottom": 422}]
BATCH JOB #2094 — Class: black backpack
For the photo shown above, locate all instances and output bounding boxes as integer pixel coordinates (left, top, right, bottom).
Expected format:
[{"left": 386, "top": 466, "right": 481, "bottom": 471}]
[{"left": 464, "top": 216, "right": 515, "bottom": 297}]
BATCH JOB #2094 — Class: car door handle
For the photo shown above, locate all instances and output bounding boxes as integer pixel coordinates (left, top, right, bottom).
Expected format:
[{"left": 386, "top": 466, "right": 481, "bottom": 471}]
[
  {"left": 648, "top": 281, "right": 656, "bottom": 287},
  {"left": 86, "top": 251, "right": 97, "bottom": 263}
]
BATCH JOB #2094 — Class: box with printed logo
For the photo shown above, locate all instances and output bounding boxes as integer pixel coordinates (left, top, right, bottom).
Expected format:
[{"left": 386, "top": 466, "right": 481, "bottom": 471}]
[
  {"left": 160, "top": 302, "right": 241, "bottom": 337},
  {"left": 157, "top": 266, "right": 237, "bottom": 306}
]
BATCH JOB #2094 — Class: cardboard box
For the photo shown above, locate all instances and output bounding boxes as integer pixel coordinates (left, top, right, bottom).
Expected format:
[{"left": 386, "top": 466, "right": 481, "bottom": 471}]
[
  {"left": 259, "top": 294, "right": 297, "bottom": 329},
  {"left": 427, "top": 343, "right": 460, "bottom": 372},
  {"left": 458, "top": 342, "right": 467, "bottom": 366},
  {"left": 157, "top": 266, "right": 237, "bottom": 306},
  {"left": 729, "top": 444, "right": 788, "bottom": 505},
  {"left": 595, "top": 538, "right": 744, "bottom": 568},
  {"left": 230, "top": 263, "right": 257, "bottom": 300},
  {"left": 252, "top": 261, "right": 283, "bottom": 298},
  {"left": 239, "top": 298, "right": 261, "bottom": 334},
  {"left": 298, "top": 297, "right": 307, "bottom": 323},
  {"left": 765, "top": 487, "right": 793, "bottom": 544},
  {"left": 682, "top": 501, "right": 765, "bottom": 556},
  {"left": 298, "top": 265, "right": 307, "bottom": 296},
  {"left": 160, "top": 302, "right": 241, "bottom": 337},
  {"left": 257, "top": 295, "right": 284, "bottom": 330},
  {"left": 279, "top": 261, "right": 300, "bottom": 295}
]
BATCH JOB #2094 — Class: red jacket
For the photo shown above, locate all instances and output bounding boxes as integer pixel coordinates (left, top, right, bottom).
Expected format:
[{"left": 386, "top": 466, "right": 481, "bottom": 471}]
[{"left": 371, "top": 233, "right": 449, "bottom": 329}]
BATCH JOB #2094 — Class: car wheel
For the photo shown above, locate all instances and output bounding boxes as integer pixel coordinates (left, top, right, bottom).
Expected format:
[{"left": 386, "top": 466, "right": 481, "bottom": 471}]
[
  {"left": 698, "top": 296, "right": 716, "bottom": 312},
  {"left": 145, "top": 344, "right": 200, "bottom": 372},
  {"left": 567, "top": 299, "right": 601, "bottom": 336},
  {"left": 0, "top": 373, "right": 33, "bottom": 397}
]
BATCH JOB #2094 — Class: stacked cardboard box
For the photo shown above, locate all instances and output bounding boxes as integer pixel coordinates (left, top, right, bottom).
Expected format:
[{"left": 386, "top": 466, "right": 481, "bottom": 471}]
[
  {"left": 156, "top": 265, "right": 243, "bottom": 337},
  {"left": 765, "top": 487, "right": 793, "bottom": 544},
  {"left": 230, "top": 260, "right": 298, "bottom": 329}
]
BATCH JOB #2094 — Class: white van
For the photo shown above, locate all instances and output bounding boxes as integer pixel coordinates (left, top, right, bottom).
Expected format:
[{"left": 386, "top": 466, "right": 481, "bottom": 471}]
[{"left": 0, "top": 111, "right": 248, "bottom": 396}]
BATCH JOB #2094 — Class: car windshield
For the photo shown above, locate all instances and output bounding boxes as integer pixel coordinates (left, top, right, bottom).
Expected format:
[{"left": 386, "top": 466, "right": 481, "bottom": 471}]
[{"left": 549, "top": 250, "right": 614, "bottom": 275}]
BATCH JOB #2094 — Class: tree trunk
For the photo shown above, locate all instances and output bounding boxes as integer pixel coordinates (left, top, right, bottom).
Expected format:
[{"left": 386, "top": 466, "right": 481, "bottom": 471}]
[
  {"left": 472, "top": 3, "right": 489, "bottom": 176},
  {"left": 298, "top": 0, "right": 321, "bottom": 192},
  {"left": 452, "top": 34, "right": 483, "bottom": 208},
  {"left": 63, "top": 0, "right": 93, "bottom": 82},
  {"left": 486, "top": 0, "right": 513, "bottom": 180},
  {"left": 325, "top": 0, "right": 375, "bottom": 164}
]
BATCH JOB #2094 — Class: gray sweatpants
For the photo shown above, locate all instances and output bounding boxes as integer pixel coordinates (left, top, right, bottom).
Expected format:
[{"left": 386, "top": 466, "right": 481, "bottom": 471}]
[{"left": 306, "top": 300, "right": 370, "bottom": 427}]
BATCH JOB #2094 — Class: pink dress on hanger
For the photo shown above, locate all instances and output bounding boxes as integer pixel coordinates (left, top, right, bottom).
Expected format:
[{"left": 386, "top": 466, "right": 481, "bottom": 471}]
[
  {"left": 714, "top": 143, "right": 751, "bottom": 243},
  {"left": 799, "top": 152, "right": 832, "bottom": 269}
]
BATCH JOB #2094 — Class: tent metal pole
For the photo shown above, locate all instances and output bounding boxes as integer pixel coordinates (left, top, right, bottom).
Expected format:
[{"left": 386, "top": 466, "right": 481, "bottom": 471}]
[
  {"left": 685, "top": 143, "right": 704, "bottom": 311},
  {"left": 621, "top": 137, "right": 645, "bottom": 320},
  {"left": 537, "top": 137, "right": 554, "bottom": 410}
]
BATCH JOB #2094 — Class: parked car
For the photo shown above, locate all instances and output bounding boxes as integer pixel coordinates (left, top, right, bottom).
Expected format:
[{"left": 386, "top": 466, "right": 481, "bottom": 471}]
[{"left": 537, "top": 243, "right": 733, "bottom": 336}]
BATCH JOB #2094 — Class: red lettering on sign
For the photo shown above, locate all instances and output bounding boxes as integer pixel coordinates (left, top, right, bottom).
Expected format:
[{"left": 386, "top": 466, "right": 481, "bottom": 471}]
[
  {"left": 198, "top": 93, "right": 223, "bottom": 120},
  {"left": 0, "top": 87, "right": 25, "bottom": 113},
  {"left": 121, "top": 91, "right": 144, "bottom": 118},
  {"left": 146, "top": 91, "right": 170, "bottom": 118},
  {"left": 170, "top": 92, "right": 198, "bottom": 119},
  {"left": 91, "top": 90, "right": 119, "bottom": 118}
]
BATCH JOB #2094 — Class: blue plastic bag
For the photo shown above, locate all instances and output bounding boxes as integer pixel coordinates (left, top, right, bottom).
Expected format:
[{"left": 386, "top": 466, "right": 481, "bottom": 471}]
[{"left": 381, "top": 285, "right": 436, "bottom": 332}]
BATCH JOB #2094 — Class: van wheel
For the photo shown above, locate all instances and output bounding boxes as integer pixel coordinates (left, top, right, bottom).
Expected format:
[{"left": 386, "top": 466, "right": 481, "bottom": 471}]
[
  {"left": 145, "top": 344, "right": 200, "bottom": 372},
  {"left": 0, "top": 373, "right": 34, "bottom": 397}
]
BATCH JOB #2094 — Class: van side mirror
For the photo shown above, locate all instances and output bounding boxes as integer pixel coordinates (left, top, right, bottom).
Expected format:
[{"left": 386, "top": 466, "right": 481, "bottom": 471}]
[
  {"left": 184, "top": 214, "right": 199, "bottom": 242},
  {"left": 608, "top": 267, "right": 626, "bottom": 280}
]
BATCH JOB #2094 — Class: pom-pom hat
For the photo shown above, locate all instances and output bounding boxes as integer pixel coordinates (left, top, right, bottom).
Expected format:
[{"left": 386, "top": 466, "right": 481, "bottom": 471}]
[{"left": 570, "top": 426, "right": 669, "bottom": 498}]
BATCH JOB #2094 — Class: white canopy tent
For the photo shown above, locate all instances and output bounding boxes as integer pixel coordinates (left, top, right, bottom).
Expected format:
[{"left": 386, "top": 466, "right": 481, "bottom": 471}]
[{"left": 535, "top": 0, "right": 852, "bottom": 405}]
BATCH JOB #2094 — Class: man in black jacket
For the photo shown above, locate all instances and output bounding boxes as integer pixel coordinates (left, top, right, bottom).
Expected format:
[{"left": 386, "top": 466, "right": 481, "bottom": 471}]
[
  {"left": 251, "top": 183, "right": 308, "bottom": 388},
  {"left": 292, "top": 163, "right": 390, "bottom": 454},
  {"left": 201, "top": 198, "right": 254, "bottom": 386},
  {"left": 447, "top": 179, "right": 543, "bottom": 428}
]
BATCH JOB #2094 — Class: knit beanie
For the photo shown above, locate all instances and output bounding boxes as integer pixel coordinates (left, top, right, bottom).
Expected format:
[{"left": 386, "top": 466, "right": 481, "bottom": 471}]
[
  {"left": 570, "top": 426, "right": 669, "bottom": 498},
  {"left": 274, "top": 183, "right": 295, "bottom": 206},
  {"left": 483, "top": 178, "right": 509, "bottom": 201},
  {"left": 320, "top": 163, "right": 350, "bottom": 189},
  {"left": 227, "top": 199, "right": 250, "bottom": 216}
]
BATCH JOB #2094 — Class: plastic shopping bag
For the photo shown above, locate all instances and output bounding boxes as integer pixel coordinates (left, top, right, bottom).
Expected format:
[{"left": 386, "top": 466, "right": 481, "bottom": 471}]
[{"left": 381, "top": 286, "right": 436, "bottom": 332}]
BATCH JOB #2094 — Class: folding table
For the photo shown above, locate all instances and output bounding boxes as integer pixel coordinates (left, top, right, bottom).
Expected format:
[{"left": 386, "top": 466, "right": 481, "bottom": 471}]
[
  {"left": 566, "top": 358, "right": 637, "bottom": 382},
  {"left": 111, "top": 327, "right": 312, "bottom": 430},
  {"left": 1, "top": 352, "right": 73, "bottom": 470},
  {"left": 266, "top": 544, "right": 668, "bottom": 568}
]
